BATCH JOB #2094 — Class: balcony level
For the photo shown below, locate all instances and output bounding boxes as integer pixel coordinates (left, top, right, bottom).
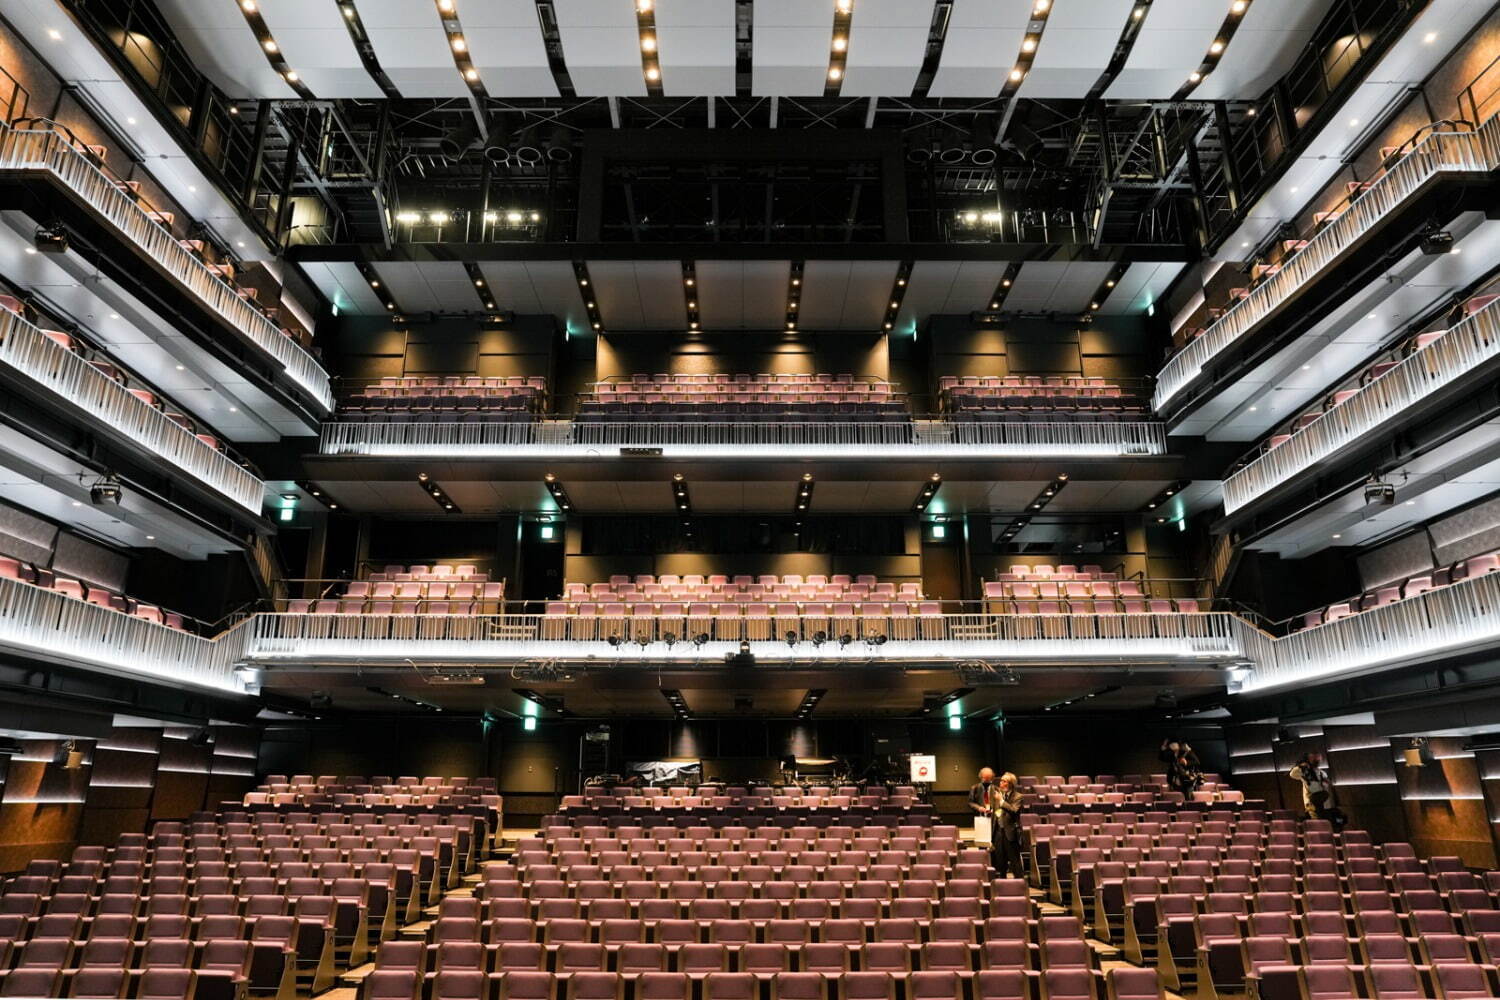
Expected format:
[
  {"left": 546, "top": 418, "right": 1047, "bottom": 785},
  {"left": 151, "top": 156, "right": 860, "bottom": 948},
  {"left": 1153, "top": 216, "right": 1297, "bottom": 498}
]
[
  {"left": 1222, "top": 293, "right": 1500, "bottom": 515},
  {"left": 1155, "top": 113, "right": 1500, "bottom": 417},
  {"left": 0, "top": 301, "right": 264, "bottom": 514},
  {"left": 0, "top": 123, "right": 333, "bottom": 426}
]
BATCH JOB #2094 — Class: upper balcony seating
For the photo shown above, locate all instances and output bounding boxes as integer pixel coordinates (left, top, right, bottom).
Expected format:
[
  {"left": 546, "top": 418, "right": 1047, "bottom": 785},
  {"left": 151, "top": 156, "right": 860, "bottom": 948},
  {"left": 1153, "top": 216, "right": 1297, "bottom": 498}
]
[
  {"left": 284, "top": 565, "right": 504, "bottom": 615},
  {"left": 576, "top": 374, "right": 908, "bottom": 422},
  {"left": 244, "top": 776, "right": 501, "bottom": 816},
  {"left": 0, "top": 295, "right": 239, "bottom": 459},
  {"left": 979, "top": 566, "right": 1192, "bottom": 615},
  {"left": 560, "top": 575, "right": 923, "bottom": 604},
  {"left": 939, "top": 378, "right": 1149, "bottom": 421},
  {"left": 341, "top": 377, "right": 545, "bottom": 422},
  {"left": 0, "top": 555, "right": 185, "bottom": 629},
  {"left": 1255, "top": 292, "right": 1500, "bottom": 458},
  {"left": 1298, "top": 549, "right": 1500, "bottom": 630}
]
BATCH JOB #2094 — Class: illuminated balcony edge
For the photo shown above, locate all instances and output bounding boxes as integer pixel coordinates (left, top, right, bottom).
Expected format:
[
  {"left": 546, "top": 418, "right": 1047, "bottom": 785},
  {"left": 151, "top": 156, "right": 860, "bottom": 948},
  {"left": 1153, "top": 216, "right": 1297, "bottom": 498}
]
[
  {"left": 0, "top": 308, "right": 264, "bottom": 513},
  {"left": 1223, "top": 297, "right": 1500, "bottom": 513},
  {"left": 318, "top": 419, "right": 1170, "bottom": 460},
  {"left": 0, "top": 123, "right": 333, "bottom": 412},
  {"left": 1154, "top": 112, "right": 1500, "bottom": 413}
]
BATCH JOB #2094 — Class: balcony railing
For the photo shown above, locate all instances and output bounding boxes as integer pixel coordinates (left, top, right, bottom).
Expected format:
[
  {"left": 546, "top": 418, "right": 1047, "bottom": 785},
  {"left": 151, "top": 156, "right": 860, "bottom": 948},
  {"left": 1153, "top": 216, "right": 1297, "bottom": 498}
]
[
  {"left": 0, "top": 308, "right": 264, "bottom": 512},
  {"left": 1222, "top": 297, "right": 1500, "bottom": 513},
  {"left": 318, "top": 419, "right": 1169, "bottom": 459},
  {"left": 240, "top": 608, "right": 1243, "bottom": 664},
  {"left": 0, "top": 576, "right": 240, "bottom": 693},
  {"left": 0, "top": 123, "right": 334, "bottom": 412},
  {"left": 1155, "top": 112, "right": 1500, "bottom": 413}
]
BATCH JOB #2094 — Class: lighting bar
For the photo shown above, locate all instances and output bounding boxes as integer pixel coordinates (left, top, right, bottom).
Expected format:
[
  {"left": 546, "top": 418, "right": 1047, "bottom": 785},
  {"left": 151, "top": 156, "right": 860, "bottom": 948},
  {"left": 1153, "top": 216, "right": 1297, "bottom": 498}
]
[
  {"left": 543, "top": 473, "right": 574, "bottom": 513},
  {"left": 366, "top": 685, "right": 441, "bottom": 712},
  {"left": 682, "top": 262, "right": 700, "bottom": 330},
  {"left": 997, "top": 514, "right": 1032, "bottom": 545},
  {"left": 913, "top": 473, "right": 942, "bottom": 513},
  {"left": 661, "top": 688, "right": 691, "bottom": 719},
  {"left": 883, "top": 261, "right": 914, "bottom": 331},
  {"left": 463, "top": 263, "right": 500, "bottom": 315},
  {"left": 786, "top": 261, "right": 805, "bottom": 330},
  {"left": 794, "top": 472, "right": 814, "bottom": 515},
  {"left": 672, "top": 473, "right": 692, "bottom": 516},
  {"left": 1175, "top": 0, "right": 1251, "bottom": 97},
  {"left": 1043, "top": 683, "right": 1121, "bottom": 712},
  {"left": 515, "top": 688, "right": 569, "bottom": 717},
  {"left": 1082, "top": 262, "right": 1131, "bottom": 321},
  {"left": 1085, "top": 0, "right": 1154, "bottom": 100},
  {"left": 574, "top": 262, "right": 604, "bottom": 333},
  {"left": 355, "top": 261, "right": 402, "bottom": 315},
  {"left": 795, "top": 688, "right": 827, "bottom": 719},
  {"left": 236, "top": 0, "right": 315, "bottom": 97},
  {"left": 636, "top": 0, "right": 663, "bottom": 95},
  {"left": 434, "top": 0, "right": 487, "bottom": 92},
  {"left": 295, "top": 480, "right": 344, "bottom": 512},
  {"left": 919, "top": 688, "right": 973, "bottom": 716},
  {"left": 417, "top": 472, "right": 462, "bottom": 513},
  {"left": 1024, "top": 473, "right": 1070, "bottom": 513},
  {"left": 825, "top": 0, "right": 853, "bottom": 95},
  {"left": 976, "top": 263, "right": 1024, "bottom": 320},
  {"left": 336, "top": 2, "right": 401, "bottom": 98},
  {"left": 1001, "top": 0, "right": 1052, "bottom": 94},
  {"left": 1143, "top": 479, "right": 1189, "bottom": 522}
]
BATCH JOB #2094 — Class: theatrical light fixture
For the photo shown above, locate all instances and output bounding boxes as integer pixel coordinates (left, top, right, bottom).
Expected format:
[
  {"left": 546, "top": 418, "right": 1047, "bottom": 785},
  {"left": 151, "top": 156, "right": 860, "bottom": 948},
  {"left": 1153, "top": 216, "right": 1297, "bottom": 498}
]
[
  {"left": 1419, "top": 227, "right": 1455, "bottom": 255},
  {"left": 786, "top": 261, "right": 806, "bottom": 330},
  {"left": 89, "top": 475, "right": 123, "bottom": 506},
  {"left": 795, "top": 689, "right": 828, "bottom": 719},
  {"left": 882, "top": 261, "right": 914, "bottom": 333},
  {"left": 681, "top": 261, "right": 700, "bottom": 330},
  {"left": 574, "top": 262, "right": 604, "bottom": 333},
  {"left": 419, "top": 475, "right": 462, "bottom": 513},
  {"left": 826, "top": 0, "right": 853, "bottom": 94},
  {"left": 1363, "top": 475, "right": 1396, "bottom": 506},
  {"left": 661, "top": 689, "right": 691, "bottom": 719},
  {"left": 32, "top": 224, "right": 68, "bottom": 254},
  {"left": 636, "top": 0, "right": 663, "bottom": 93},
  {"left": 794, "top": 473, "right": 815, "bottom": 514}
]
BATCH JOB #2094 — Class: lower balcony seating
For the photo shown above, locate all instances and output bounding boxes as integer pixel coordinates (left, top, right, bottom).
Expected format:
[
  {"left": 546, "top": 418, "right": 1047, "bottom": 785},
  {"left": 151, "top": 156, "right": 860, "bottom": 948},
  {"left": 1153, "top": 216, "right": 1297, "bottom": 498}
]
[
  {"left": 0, "top": 556, "right": 186, "bottom": 630},
  {"left": 563, "top": 575, "right": 923, "bottom": 603},
  {"left": 1253, "top": 291, "right": 1500, "bottom": 458},
  {"left": 0, "top": 295, "right": 239, "bottom": 458},
  {"left": 284, "top": 564, "right": 505, "bottom": 615},
  {"left": 341, "top": 377, "right": 545, "bottom": 422},
  {"left": 1298, "top": 550, "right": 1500, "bottom": 630},
  {"left": 981, "top": 567, "right": 1183, "bottom": 615},
  {"left": 576, "top": 375, "right": 908, "bottom": 422},
  {"left": 940, "top": 378, "right": 1148, "bottom": 420}
]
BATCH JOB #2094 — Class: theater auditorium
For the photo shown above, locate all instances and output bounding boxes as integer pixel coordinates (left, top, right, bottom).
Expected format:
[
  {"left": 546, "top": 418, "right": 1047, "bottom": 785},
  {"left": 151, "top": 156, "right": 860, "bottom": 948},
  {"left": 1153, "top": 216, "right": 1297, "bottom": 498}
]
[{"left": 0, "top": 0, "right": 1499, "bottom": 997}]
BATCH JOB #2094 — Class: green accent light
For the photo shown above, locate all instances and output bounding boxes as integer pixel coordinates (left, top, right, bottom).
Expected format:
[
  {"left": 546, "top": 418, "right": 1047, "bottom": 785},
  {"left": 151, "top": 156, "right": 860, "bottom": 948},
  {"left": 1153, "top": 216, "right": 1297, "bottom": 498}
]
[
  {"left": 523, "top": 716, "right": 537, "bottom": 731},
  {"left": 948, "top": 715, "right": 962, "bottom": 731}
]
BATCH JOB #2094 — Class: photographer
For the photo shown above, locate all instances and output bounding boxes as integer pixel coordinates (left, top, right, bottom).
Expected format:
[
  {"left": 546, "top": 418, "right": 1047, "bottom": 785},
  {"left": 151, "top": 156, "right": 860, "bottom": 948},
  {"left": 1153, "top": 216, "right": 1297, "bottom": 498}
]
[
  {"left": 992, "top": 771, "right": 1025, "bottom": 878},
  {"left": 1289, "top": 753, "right": 1346, "bottom": 828}
]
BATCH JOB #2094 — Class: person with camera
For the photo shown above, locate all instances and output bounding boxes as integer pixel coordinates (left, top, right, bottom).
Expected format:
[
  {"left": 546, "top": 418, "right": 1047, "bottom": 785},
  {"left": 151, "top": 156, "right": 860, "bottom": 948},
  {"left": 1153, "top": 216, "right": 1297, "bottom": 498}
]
[
  {"left": 969, "top": 768, "right": 1024, "bottom": 876},
  {"left": 1289, "top": 752, "right": 1346, "bottom": 827}
]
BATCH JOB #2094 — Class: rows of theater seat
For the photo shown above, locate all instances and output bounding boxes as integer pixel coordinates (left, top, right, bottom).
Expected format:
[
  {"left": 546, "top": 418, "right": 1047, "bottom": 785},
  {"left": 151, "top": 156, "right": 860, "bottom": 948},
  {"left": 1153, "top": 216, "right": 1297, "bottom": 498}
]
[
  {"left": 1252, "top": 292, "right": 1500, "bottom": 459},
  {"left": 539, "top": 600, "right": 945, "bottom": 643},
  {"left": 564, "top": 576, "right": 923, "bottom": 602},
  {"left": 555, "top": 786, "right": 934, "bottom": 821},
  {"left": 341, "top": 377, "right": 546, "bottom": 422},
  {"left": 0, "top": 556, "right": 186, "bottom": 630},
  {"left": 980, "top": 567, "right": 1190, "bottom": 616},
  {"left": 242, "top": 777, "right": 502, "bottom": 825},
  {"left": 1023, "top": 806, "right": 1500, "bottom": 1000},
  {"left": 939, "top": 378, "right": 1148, "bottom": 420},
  {"left": 576, "top": 376, "right": 907, "bottom": 422},
  {"left": 0, "top": 295, "right": 236, "bottom": 457},
  {"left": 1300, "top": 551, "right": 1500, "bottom": 630},
  {"left": 0, "top": 795, "right": 497, "bottom": 1000},
  {"left": 284, "top": 566, "right": 505, "bottom": 616}
]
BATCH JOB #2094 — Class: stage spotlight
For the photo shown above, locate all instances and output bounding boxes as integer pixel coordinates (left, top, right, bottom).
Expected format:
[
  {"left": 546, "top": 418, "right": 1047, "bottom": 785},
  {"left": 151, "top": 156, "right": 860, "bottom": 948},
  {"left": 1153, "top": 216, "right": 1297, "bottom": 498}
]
[
  {"left": 693, "top": 633, "right": 710, "bottom": 646},
  {"left": 33, "top": 224, "right": 68, "bottom": 253},
  {"left": 607, "top": 635, "right": 622, "bottom": 647},
  {"left": 661, "top": 631, "right": 678, "bottom": 646},
  {"left": 90, "top": 475, "right": 123, "bottom": 506},
  {"left": 812, "top": 630, "right": 828, "bottom": 646},
  {"left": 838, "top": 633, "right": 853, "bottom": 647},
  {"left": 785, "top": 630, "right": 799, "bottom": 647}
]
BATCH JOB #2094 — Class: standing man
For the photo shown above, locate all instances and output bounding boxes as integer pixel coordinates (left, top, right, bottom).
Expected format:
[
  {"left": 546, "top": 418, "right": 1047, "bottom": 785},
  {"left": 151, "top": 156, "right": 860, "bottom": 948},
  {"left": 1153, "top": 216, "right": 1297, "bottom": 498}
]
[
  {"left": 969, "top": 767, "right": 999, "bottom": 868},
  {"left": 993, "top": 771, "right": 1025, "bottom": 878},
  {"left": 1289, "top": 753, "right": 1345, "bottom": 827}
]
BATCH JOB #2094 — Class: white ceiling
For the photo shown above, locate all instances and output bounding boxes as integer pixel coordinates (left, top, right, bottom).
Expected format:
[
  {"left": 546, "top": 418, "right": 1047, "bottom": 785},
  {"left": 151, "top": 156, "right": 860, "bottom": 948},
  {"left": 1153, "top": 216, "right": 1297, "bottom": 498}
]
[
  {"left": 144, "top": 0, "right": 1341, "bottom": 100},
  {"left": 303, "top": 256, "right": 1147, "bottom": 328}
]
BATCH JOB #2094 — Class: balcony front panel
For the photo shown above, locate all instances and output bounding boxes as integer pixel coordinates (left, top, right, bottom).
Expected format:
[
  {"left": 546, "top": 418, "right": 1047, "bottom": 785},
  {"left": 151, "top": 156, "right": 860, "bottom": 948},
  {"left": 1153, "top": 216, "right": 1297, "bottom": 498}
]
[
  {"left": 1222, "top": 296, "right": 1500, "bottom": 514},
  {"left": 0, "top": 124, "right": 334, "bottom": 413},
  {"left": 318, "top": 419, "right": 1170, "bottom": 460},
  {"left": 1155, "top": 115, "right": 1500, "bottom": 412},
  {"left": 0, "top": 308, "right": 265, "bottom": 513}
]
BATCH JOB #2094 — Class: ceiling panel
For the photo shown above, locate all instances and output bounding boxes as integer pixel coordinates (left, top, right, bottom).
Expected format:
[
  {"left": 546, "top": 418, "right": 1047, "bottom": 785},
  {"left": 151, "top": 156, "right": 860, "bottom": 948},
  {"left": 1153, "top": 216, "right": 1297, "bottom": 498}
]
[
  {"left": 1195, "top": 0, "right": 1335, "bottom": 101},
  {"left": 797, "top": 260, "right": 900, "bottom": 330},
  {"left": 555, "top": 0, "right": 649, "bottom": 97},
  {"left": 696, "top": 260, "right": 792, "bottom": 329},
  {"left": 895, "top": 260, "right": 1008, "bottom": 330},
  {"left": 752, "top": 0, "right": 838, "bottom": 96},
  {"left": 258, "top": 0, "right": 383, "bottom": 98},
  {"left": 1018, "top": 0, "right": 1136, "bottom": 99},
  {"left": 840, "top": 0, "right": 937, "bottom": 98},
  {"left": 299, "top": 261, "right": 387, "bottom": 316},
  {"left": 1100, "top": 261, "right": 1183, "bottom": 316},
  {"left": 655, "top": 0, "right": 737, "bottom": 97},
  {"left": 1004, "top": 261, "right": 1114, "bottom": 313},
  {"left": 926, "top": 0, "right": 1031, "bottom": 99},
  {"left": 588, "top": 260, "right": 688, "bottom": 331},
  {"left": 474, "top": 261, "right": 591, "bottom": 333},
  {"left": 1103, "top": 0, "right": 1233, "bottom": 99},
  {"left": 153, "top": 0, "right": 298, "bottom": 99},
  {"left": 368, "top": 262, "right": 485, "bottom": 314},
  {"left": 357, "top": 0, "right": 466, "bottom": 98},
  {"left": 464, "top": 0, "right": 561, "bottom": 97}
]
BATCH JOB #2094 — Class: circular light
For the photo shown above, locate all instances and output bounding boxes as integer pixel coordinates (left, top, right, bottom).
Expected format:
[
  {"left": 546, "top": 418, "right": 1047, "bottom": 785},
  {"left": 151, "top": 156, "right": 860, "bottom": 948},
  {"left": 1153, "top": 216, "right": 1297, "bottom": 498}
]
[
  {"left": 1188, "top": 71, "right": 1202, "bottom": 82},
  {"left": 343, "top": 5, "right": 354, "bottom": 17},
  {"left": 828, "top": 67, "right": 842, "bottom": 81},
  {"left": 285, "top": 71, "right": 299, "bottom": 83},
  {"left": 645, "top": 66, "right": 660, "bottom": 81},
  {"left": 1033, "top": 0, "right": 1048, "bottom": 12},
  {"left": 241, "top": 0, "right": 256, "bottom": 10},
  {"left": 1231, "top": 0, "right": 1247, "bottom": 11},
  {"left": 638, "top": 0, "right": 652, "bottom": 10},
  {"left": 1209, "top": 40, "right": 1224, "bottom": 54},
  {"left": 451, "top": 36, "right": 466, "bottom": 52},
  {"left": 1021, "top": 37, "right": 1036, "bottom": 53},
  {"left": 1009, "top": 68, "right": 1024, "bottom": 81},
  {"left": 475, "top": 279, "right": 484, "bottom": 287},
  {"left": 465, "top": 68, "right": 479, "bottom": 82},
  {"left": 263, "top": 39, "right": 277, "bottom": 52},
  {"left": 832, "top": 37, "right": 847, "bottom": 52},
  {"left": 641, "top": 35, "right": 657, "bottom": 52},
  {"left": 1132, "top": 6, "right": 1144, "bottom": 17},
  {"left": 439, "top": 0, "right": 454, "bottom": 10}
]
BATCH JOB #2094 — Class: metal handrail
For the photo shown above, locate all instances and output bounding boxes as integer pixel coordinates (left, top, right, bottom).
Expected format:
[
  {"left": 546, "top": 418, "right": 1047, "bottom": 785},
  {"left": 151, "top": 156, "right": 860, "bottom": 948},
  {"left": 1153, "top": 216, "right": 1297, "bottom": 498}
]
[
  {"left": 0, "top": 122, "right": 334, "bottom": 412},
  {"left": 1222, "top": 296, "right": 1500, "bottom": 513},
  {"left": 0, "top": 307, "right": 264, "bottom": 512},
  {"left": 1156, "top": 112, "right": 1500, "bottom": 411},
  {"left": 317, "top": 419, "right": 1169, "bottom": 458}
]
